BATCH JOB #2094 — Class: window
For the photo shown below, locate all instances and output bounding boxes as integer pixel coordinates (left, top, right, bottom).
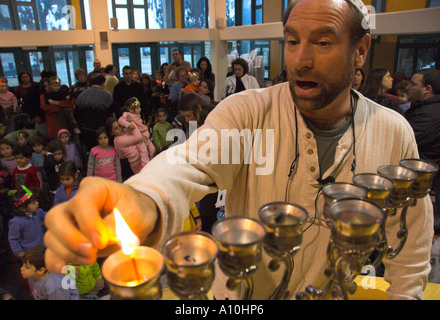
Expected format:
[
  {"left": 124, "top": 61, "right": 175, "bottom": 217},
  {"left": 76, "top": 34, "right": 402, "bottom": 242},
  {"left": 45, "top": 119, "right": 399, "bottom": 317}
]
[
  {"left": 371, "top": 0, "right": 386, "bottom": 13},
  {"left": 427, "top": 0, "right": 440, "bottom": 7},
  {"left": 112, "top": 42, "right": 209, "bottom": 79},
  {"left": 2, "top": 0, "right": 88, "bottom": 30},
  {"left": 226, "top": 0, "right": 263, "bottom": 26},
  {"left": 0, "top": 52, "right": 18, "bottom": 87},
  {"left": 0, "top": 4, "right": 13, "bottom": 30},
  {"left": 0, "top": 45, "right": 93, "bottom": 87},
  {"left": 182, "top": 0, "right": 208, "bottom": 28},
  {"left": 108, "top": 0, "right": 174, "bottom": 29},
  {"left": 395, "top": 34, "right": 440, "bottom": 77}
]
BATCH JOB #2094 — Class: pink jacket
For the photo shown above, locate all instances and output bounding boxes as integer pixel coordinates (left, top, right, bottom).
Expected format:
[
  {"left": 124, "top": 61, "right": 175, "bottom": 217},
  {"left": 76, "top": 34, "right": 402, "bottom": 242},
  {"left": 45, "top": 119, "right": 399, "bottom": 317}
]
[
  {"left": 113, "top": 126, "right": 148, "bottom": 174},
  {"left": 118, "top": 112, "right": 155, "bottom": 160}
]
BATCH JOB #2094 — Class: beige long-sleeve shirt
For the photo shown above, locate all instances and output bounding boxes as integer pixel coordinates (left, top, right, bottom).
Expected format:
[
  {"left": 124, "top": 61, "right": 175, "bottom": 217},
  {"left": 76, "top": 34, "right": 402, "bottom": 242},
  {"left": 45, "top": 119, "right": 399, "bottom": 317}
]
[{"left": 125, "top": 82, "right": 433, "bottom": 300}]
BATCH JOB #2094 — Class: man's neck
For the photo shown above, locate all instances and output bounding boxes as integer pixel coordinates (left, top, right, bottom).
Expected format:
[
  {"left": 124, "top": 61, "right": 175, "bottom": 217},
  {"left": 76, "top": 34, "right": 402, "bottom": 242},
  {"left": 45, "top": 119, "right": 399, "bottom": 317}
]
[
  {"left": 298, "top": 88, "right": 353, "bottom": 131},
  {"left": 124, "top": 80, "right": 132, "bottom": 86}
]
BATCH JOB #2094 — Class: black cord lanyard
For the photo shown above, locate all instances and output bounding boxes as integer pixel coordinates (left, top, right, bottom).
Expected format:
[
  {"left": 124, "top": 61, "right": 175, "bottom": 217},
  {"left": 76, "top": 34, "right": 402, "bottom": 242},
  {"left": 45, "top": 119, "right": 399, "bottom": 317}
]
[{"left": 284, "top": 91, "right": 358, "bottom": 203}]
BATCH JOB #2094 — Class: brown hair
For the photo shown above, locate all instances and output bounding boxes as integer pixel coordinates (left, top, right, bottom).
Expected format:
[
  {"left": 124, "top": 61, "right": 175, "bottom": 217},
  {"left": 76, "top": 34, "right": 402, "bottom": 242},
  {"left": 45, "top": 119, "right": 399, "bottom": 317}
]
[{"left": 23, "top": 246, "right": 47, "bottom": 271}]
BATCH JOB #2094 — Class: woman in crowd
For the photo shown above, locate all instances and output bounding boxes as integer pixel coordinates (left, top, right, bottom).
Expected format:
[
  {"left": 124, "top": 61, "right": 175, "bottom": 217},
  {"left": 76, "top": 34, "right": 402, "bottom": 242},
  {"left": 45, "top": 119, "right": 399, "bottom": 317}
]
[
  {"left": 197, "top": 57, "right": 216, "bottom": 90},
  {"left": 352, "top": 68, "right": 365, "bottom": 91},
  {"left": 222, "top": 58, "right": 259, "bottom": 100},
  {"left": 360, "top": 68, "right": 396, "bottom": 101},
  {"left": 198, "top": 79, "right": 216, "bottom": 112}
]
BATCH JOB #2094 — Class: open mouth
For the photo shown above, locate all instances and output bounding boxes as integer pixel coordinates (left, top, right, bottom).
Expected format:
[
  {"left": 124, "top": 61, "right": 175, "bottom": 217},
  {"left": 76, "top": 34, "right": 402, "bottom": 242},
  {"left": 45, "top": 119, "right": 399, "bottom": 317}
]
[{"left": 296, "top": 80, "right": 318, "bottom": 90}]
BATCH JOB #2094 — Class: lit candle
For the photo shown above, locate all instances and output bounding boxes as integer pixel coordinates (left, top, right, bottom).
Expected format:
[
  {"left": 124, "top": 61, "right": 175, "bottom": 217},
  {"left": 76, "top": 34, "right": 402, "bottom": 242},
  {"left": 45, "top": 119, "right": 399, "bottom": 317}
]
[
  {"left": 113, "top": 208, "right": 141, "bottom": 282},
  {"left": 102, "top": 208, "right": 164, "bottom": 299}
]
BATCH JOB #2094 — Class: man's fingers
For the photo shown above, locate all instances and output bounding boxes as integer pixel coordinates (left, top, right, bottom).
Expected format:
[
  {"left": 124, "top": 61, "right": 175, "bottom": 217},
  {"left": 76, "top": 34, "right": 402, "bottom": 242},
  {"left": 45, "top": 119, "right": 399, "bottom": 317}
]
[
  {"left": 45, "top": 248, "right": 69, "bottom": 274},
  {"left": 44, "top": 231, "right": 97, "bottom": 266},
  {"left": 45, "top": 202, "right": 96, "bottom": 255},
  {"left": 64, "top": 177, "right": 117, "bottom": 249}
]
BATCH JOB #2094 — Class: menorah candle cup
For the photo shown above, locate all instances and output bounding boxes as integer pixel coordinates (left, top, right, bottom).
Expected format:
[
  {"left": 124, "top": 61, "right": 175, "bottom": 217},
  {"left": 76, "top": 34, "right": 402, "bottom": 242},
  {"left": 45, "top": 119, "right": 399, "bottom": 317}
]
[
  {"left": 399, "top": 159, "right": 439, "bottom": 198},
  {"left": 377, "top": 165, "right": 418, "bottom": 208},
  {"left": 322, "top": 183, "right": 368, "bottom": 222},
  {"left": 102, "top": 246, "right": 164, "bottom": 300},
  {"left": 162, "top": 231, "right": 218, "bottom": 300},
  {"left": 258, "top": 202, "right": 309, "bottom": 252},
  {"left": 353, "top": 173, "right": 394, "bottom": 208},
  {"left": 328, "top": 198, "right": 384, "bottom": 241},
  {"left": 328, "top": 198, "right": 384, "bottom": 278},
  {"left": 211, "top": 217, "right": 266, "bottom": 277}
]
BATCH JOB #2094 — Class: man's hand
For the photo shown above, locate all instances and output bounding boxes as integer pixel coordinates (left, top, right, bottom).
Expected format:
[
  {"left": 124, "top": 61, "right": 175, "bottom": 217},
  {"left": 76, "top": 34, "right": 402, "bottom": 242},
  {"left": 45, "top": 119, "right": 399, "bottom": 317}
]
[{"left": 44, "top": 177, "right": 159, "bottom": 273}]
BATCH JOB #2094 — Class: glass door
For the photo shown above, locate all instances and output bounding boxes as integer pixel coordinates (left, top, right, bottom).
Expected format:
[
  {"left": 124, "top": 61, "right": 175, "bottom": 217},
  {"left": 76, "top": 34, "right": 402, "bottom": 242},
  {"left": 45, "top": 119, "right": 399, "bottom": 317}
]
[
  {"left": 53, "top": 51, "right": 69, "bottom": 86},
  {"left": 116, "top": 47, "right": 131, "bottom": 76},
  {"left": 0, "top": 52, "right": 19, "bottom": 87},
  {"left": 140, "top": 46, "right": 152, "bottom": 75},
  {"left": 27, "top": 51, "right": 44, "bottom": 82}
]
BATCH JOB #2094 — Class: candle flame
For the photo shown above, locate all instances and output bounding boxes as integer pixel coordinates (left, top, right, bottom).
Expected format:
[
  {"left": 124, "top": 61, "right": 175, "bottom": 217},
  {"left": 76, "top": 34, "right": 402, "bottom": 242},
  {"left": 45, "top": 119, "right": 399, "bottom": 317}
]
[{"left": 114, "top": 208, "right": 139, "bottom": 255}]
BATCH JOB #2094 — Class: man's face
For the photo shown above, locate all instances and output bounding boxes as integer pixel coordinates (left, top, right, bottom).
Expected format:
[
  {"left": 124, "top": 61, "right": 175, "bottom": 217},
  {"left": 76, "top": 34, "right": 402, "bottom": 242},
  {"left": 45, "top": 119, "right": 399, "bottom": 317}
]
[
  {"left": 172, "top": 50, "right": 182, "bottom": 62},
  {"left": 406, "top": 73, "right": 426, "bottom": 104},
  {"left": 283, "top": 0, "right": 358, "bottom": 113},
  {"left": 177, "top": 70, "right": 188, "bottom": 83},
  {"left": 123, "top": 69, "right": 133, "bottom": 82},
  {"left": 94, "top": 60, "right": 101, "bottom": 70},
  {"left": 21, "top": 73, "right": 31, "bottom": 84}
]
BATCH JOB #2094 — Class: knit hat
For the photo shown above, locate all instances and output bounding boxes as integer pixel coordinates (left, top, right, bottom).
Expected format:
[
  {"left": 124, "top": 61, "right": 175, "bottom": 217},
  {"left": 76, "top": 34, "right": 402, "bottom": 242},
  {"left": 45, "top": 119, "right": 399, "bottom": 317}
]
[{"left": 58, "top": 129, "right": 71, "bottom": 138}]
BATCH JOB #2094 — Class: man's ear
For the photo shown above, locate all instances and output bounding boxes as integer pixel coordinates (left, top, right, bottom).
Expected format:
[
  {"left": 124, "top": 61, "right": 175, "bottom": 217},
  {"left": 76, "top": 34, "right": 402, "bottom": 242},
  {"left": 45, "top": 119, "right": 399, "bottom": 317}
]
[
  {"left": 354, "top": 34, "right": 371, "bottom": 68},
  {"left": 424, "top": 84, "right": 433, "bottom": 95}
]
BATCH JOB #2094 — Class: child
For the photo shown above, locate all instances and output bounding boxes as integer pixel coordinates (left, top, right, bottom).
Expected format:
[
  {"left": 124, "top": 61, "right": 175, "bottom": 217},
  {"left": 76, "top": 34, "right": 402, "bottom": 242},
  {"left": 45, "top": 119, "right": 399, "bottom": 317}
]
[
  {"left": 53, "top": 161, "right": 80, "bottom": 206},
  {"left": 11, "top": 145, "right": 43, "bottom": 190},
  {"left": 8, "top": 187, "right": 46, "bottom": 257},
  {"left": 184, "top": 71, "right": 200, "bottom": 93},
  {"left": 154, "top": 70, "right": 169, "bottom": 105},
  {"left": 57, "top": 129, "right": 82, "bottom": 170},
  {"left": 118, "top": 98, "right": 155, "bottom": 161},
  {"left": 0, "top": 162, "right": 11, "bottom": 239},
  {"left": 87, "top": 127, "right": 122, "bottom": 182},
  {"left": 30, "top": 135, "right": 48, "bottom": 169},
  {"left": 45, "top": 76, "right": 78, "bottom": 133},
  {"left": 16, "top": 130, "right": 30, "bottom": 147},
  {"left": 106, "top": 118, "right": 145, "bottom": 175},
  {"left": 396, "top": 80, "right": 411, "bottom": 113},
  {"left": 68, "top": 262, "right": 105, "bottom": 300},
  {"left": 21, "top": 245, "right": 79, "bottom": 300},
  {"left": 0, "top": 79, "right": 18, "bottom": 134},
  {"left": 152, "top": 108, "right": 173, "bottom": 153},
  {"left": 43, "top": 140, "right": 64, "bottom": 203},
  {"left": 0, "top": 138, "right": 17, "bottom": 175}
]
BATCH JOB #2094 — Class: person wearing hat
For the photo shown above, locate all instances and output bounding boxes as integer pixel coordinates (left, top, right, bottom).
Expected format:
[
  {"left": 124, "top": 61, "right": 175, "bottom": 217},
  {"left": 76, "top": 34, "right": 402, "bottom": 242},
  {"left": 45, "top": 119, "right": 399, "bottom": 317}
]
[{"left": 45, "top": 0, "right": 432, "bottom": 300}]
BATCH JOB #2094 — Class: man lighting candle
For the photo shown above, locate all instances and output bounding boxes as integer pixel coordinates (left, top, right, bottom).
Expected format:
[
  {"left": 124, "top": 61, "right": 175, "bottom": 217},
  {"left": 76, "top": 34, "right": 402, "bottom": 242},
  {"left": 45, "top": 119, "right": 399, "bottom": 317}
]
[{"left": 44, "top": 0, "right": 432, "bottom": 300}]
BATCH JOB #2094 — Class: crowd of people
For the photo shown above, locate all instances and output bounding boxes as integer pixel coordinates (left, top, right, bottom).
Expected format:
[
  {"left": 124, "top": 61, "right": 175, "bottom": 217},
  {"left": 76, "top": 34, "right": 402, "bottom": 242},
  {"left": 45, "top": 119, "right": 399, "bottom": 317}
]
[
  {"left": 0, "top": 51, "right": 232, "bottom": 300},
  {"left": 0, "top": 0, "right": 440, "bottom": 299}
]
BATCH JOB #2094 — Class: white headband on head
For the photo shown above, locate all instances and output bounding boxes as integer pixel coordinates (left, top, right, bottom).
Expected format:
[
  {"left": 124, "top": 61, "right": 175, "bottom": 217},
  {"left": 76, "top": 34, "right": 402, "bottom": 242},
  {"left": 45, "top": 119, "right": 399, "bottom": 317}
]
[{"left": 347, "top": 0, "right": 371, "bottom": 29}]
